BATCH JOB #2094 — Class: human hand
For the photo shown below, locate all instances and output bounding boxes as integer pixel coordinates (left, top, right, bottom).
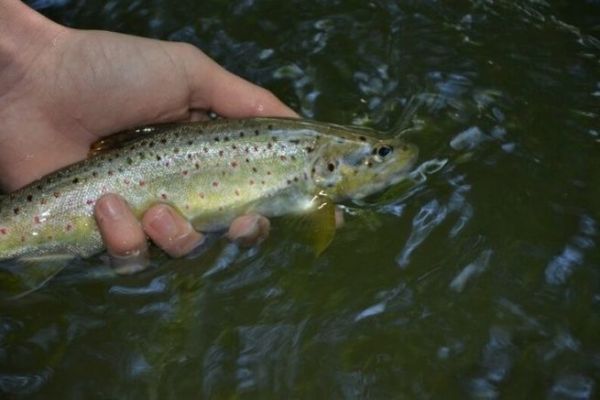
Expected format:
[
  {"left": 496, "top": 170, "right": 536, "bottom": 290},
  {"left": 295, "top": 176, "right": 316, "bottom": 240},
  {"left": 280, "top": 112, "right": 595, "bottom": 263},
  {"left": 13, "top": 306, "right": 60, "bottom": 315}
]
[{"left": 0, "top": 1, "right": 297, "bottom": 272}]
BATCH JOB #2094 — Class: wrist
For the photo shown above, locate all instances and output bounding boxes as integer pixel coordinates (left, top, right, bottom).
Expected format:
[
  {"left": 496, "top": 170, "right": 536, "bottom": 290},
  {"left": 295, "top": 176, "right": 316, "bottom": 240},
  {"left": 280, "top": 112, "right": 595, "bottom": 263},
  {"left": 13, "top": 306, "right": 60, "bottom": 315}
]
[{"left": 0, "top": 1, "right": 66, "bottom": 80}]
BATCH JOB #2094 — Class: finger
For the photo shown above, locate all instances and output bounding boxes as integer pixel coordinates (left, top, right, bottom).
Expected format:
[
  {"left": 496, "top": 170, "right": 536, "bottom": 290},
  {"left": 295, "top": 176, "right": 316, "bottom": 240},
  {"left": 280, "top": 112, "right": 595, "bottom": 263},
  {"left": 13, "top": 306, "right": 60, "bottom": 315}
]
[
  {"left": 95, "top": 194, "right": 149, "bottom": 274},
  {"left": 178, "top": 45, "right": 299, "bottom": 119},
  {"left": 142, "top": 204, "right": 204, "bottom": 258},
  {"left": 227, "top": 214, "right": 271, "bottom": 246}
]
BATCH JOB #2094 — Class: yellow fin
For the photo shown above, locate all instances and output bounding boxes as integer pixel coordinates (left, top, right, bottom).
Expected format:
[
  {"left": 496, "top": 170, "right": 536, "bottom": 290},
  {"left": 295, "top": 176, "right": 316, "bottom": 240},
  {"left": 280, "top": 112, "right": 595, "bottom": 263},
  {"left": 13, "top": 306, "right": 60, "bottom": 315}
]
[
  {"left": 304, "top": 200, "right": 337, "bottom": 256},
  {"left": 0, "top": 254, "right": 74, "bottom": 301}
]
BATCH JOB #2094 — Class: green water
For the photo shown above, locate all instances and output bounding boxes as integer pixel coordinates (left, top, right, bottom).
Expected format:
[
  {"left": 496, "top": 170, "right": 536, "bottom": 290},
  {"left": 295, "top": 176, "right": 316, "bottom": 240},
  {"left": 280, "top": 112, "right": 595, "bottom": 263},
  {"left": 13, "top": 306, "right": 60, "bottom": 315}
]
[{"left": 2, "top": 0, "right": 600, "bottom": 398}]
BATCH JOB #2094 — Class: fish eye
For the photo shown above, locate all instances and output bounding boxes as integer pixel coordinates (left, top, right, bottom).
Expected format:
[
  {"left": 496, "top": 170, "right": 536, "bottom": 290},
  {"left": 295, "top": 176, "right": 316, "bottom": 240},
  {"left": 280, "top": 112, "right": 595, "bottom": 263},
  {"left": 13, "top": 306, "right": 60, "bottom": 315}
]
[{"left": 378, "top": 145, "right": 393, "bottom": 157}]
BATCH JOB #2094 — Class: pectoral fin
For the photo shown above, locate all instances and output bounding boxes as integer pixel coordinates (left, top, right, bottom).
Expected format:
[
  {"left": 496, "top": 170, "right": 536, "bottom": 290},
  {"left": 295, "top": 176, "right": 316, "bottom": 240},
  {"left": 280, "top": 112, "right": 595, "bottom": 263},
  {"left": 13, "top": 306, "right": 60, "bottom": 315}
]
[
  {"left": 304, "top": 201, "right": 337, "bottom": 256},
  {"left": 0, "top": 254, "right": 74, "bottom": 301}
]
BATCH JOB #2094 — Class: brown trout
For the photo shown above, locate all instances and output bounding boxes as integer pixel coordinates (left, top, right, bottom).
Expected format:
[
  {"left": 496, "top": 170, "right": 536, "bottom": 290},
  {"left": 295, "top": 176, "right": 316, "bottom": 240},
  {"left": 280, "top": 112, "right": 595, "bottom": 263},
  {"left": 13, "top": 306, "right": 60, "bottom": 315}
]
[{"left": 0, "top": 118, "right": 417, "bottom": 261}]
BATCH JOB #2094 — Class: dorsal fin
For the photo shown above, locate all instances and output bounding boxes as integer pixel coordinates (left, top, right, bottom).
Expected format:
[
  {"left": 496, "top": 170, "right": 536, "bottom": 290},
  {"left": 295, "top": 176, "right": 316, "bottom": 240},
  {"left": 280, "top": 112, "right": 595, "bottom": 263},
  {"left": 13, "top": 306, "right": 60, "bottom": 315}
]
[{"left": 88, "top": 126, "right": 162, "bottom": 157}]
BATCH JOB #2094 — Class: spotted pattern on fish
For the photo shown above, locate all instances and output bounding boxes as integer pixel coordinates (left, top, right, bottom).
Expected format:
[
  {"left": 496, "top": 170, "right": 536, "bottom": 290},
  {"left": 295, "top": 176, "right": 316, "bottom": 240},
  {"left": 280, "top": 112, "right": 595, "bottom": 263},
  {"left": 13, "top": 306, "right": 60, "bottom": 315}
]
[{"left": 0, "top": 118, "right": 417, "bottom": 260}]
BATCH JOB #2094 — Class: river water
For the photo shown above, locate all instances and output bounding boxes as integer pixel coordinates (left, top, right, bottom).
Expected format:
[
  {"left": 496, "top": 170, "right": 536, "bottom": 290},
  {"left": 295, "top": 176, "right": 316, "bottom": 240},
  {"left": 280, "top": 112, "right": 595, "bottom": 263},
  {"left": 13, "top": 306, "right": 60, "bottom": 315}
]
[{"left": 1, "top": 1, "right": 599, "bottom": 398}]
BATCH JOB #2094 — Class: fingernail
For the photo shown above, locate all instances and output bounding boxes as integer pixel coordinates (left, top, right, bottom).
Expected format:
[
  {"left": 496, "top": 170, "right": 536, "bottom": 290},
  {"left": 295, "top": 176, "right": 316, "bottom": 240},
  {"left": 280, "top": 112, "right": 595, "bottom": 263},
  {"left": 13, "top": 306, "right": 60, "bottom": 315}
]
[
  {"left": 97, "top": 194, "right": 127, "bottom": 221},
  {"left": 147, "top": 206, "right": 179, "bottom": 239},
  {"left": 232, "top": 215, "right": 260, "bottom": 240},
  {"left": 111, "top": 249, "right": 150, "bottom": 275}
]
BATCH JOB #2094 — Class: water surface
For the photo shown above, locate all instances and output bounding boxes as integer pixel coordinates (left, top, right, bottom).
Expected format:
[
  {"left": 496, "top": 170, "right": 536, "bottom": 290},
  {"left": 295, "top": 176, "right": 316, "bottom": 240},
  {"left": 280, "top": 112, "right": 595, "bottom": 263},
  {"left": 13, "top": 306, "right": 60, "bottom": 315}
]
[{"left": 2, "top": 1, "right": 600, "bottom": 398}]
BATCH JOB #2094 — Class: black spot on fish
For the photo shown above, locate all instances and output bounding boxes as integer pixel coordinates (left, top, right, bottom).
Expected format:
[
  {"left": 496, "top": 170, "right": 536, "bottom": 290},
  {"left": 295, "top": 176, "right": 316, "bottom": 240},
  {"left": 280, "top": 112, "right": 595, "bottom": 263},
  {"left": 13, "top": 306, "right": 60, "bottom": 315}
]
[
  {"left": 174, "top": 148, "right": 180, "bottom": 154},
  {"left": 92, "top": 172, "right": 98, "bottom": 177},
  {"left": 156, "top": 155, "right": 162, "bottom": 161},
  {"left": 127, "top": 157, "right": 133, "bottom": 165},
  {"left": 239, "top": 131, "right": 245, "bottom": 138},
  {"left": 160, "top": 139, "right": 167, "bottom": 144},
  {"left": 255, "top": 130, "right": 259, "bottom": 136},
  {"left": 149, "top": 142, "right": 155, "bottom": 148},
  {"left": 267, "top": 143, "right": 273, "bottom": 149},
  {"left": 27, "top": 195, "right": 33, "bottom": 202},
  {"left": 139, "top": 152, "right": 145, "bottom": 159},
  {"left": 327, "top": 163, "right": 335, "bottom": 172},
  {"left": 268, "top": 124, "right": 273, "bottom": 130},
  {"left": 289, "top": 139, "right": 300, "bottom": 145},
  {"left": 359, "top": 136, "right": 367, "bottom": 141},
  {"left": 188, "top": 140, "right": 193, "bottom": 146},
  {"left": 252, "top": 167, "right": 258, "bottom": 173},
  {"left": 224, "top": 136, "right": 230, "bottom": 142},
  {"left": 195, "top": 163, "right": 200, "bottom": 169},
  {"left": 214, "top": 137, "right": 220, "bottom": 142},
  {"left": 187, "top": 154, "right": 193, "bottom": 160},
  {"left": 72, "top": 178, "right": 79, "bottom": 184},
  {"left": 13, "top": 207, "right": 19, "bottom": 215},
  {"left": 305, "top": 147, "right": 314, "bottom": 153}
]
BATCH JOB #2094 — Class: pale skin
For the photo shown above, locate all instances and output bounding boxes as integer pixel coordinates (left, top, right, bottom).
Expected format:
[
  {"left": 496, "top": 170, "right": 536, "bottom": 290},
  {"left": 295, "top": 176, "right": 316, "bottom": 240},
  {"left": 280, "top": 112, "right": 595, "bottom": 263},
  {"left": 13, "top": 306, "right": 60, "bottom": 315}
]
[{"left": 0, "top": 0, "right": 296, "bottom": 271}]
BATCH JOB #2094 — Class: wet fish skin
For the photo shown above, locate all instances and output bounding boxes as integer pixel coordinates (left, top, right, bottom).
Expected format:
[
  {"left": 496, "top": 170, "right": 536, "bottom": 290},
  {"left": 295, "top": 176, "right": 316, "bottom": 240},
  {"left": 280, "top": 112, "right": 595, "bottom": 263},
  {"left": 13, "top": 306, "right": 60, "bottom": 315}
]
[{"left": 0, "top": 118, "right": 417, "bottom": 260}]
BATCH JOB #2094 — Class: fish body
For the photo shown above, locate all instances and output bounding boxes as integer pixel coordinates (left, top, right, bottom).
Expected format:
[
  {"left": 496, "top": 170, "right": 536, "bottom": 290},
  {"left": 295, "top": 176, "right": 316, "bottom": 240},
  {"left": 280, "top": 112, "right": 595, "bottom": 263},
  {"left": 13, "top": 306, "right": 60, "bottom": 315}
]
[{"left": 0, "top": 118, "right": 417, "bottom": 260}]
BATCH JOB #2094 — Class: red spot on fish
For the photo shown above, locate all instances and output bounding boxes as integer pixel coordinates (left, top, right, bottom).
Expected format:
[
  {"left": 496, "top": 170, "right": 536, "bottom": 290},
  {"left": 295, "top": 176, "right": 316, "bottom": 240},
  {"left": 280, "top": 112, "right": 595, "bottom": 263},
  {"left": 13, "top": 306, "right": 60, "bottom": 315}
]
[
  {"left": 165, "top": 162, "right": 170, "bottom": 167},
  {"left": 182, "top": 170, "right": 188, "bottom": 176},
  {"left": 108, "top": 170, "right": 114, "bottom": 176},
  {"left": 212, "top": 181, "right": 219, "bottom": 187},
  {"left": 13, "top": 207, "right": 19, "bottom": 215},
  {"left": 267, "top": 171, "right": 272, "bottom": 175},
  {"left": 66, "top": 224, "right": 72, "bottom": 232},
  {"left": 249, "top": 180, "right": 255, "bottom": 185},
  {"left": 86, "top": 199, "right": 94, "bottom": 206},
  {"left": 139, "top": 180, "right": 146, "bottom": 187},
  {"left": 219, "top": 150, "right": 224, "bottom": 157},
  {"left": 34, "top": 216, "right": 40, "bottom": 224},
  {"left": 231, "top": 161, "right": 238, "bottom": 168},
  {"left": 280, "top": 156, "right": 287, "bottom": 161},
  {"left": 198, "top": 192, "right": 205, "bottom": 199},
  {"left": 53, "top": 192, "right": 60, "bottom": 198},
  {"left": 0, "top": 228, "right": 7, "bottom": 235},
  {"left": 123, "top": 179, "right": 130, "bottom": 185},
  {"left": 40, "top": 198, "right": 47, "bottom": 205}
]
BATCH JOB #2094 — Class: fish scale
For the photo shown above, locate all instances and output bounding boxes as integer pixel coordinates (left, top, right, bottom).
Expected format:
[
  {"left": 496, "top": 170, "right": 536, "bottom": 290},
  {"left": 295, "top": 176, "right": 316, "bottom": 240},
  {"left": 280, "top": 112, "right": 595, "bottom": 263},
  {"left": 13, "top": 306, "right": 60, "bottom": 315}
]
[{"left": 0, "top": 118, "right": 417, "bottom": 260}]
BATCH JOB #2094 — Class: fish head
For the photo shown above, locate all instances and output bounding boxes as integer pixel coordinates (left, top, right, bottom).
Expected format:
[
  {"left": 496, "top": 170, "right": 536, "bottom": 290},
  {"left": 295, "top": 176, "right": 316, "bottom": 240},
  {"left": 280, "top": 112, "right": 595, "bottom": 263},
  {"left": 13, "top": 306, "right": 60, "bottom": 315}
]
[{"left": 311, "top": 133, "right": 418, "bottom": 201}]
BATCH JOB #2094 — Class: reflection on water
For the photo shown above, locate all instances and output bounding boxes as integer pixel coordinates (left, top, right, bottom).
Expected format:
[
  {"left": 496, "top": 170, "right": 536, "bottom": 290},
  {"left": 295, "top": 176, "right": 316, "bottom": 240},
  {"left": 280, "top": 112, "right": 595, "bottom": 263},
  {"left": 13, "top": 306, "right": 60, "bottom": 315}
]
[{"left": 2, "top": 0, "right": 599, "bottom": 398}]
